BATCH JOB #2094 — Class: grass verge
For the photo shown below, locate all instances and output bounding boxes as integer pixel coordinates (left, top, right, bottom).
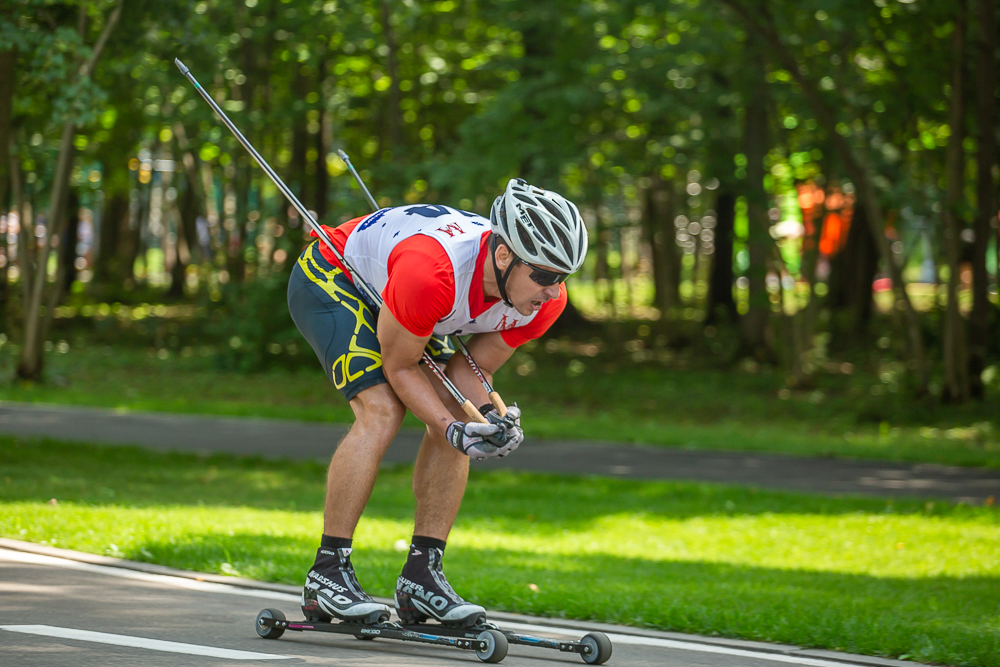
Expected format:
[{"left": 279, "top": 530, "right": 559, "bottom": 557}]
[
  {"left": 1, "top": 346, "right": 999, "bottom": 468},
  {"left": 1, "top": 434, "right": 997, "bottom": 666}
]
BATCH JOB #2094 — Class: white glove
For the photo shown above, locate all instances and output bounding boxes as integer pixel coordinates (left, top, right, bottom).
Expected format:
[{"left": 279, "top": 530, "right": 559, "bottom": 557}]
[
  {"left": 478, "top": 404, "right": 523, "bottom": 457},
  {"left": 447, "top": 420, "right": 514, "bottom": 460}
]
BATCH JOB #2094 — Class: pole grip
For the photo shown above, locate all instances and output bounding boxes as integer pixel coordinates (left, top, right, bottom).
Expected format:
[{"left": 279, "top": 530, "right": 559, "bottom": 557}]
[
  {"left": 488, "top": 391, "right": 508, "bottom": 417},
  {"left": 461, "top": 400, "right": 489, "bottom": 424}
]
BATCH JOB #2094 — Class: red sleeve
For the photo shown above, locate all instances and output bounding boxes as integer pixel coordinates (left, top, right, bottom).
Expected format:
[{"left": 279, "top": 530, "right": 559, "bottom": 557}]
[
  {"left": 311, "top": 217, "right": 364, "bottom": 275},
  {"left": 383, "top": 236, "right": 455, "bottom": 337},
  {"left": 500, "top": 285, "right": 567, "bottom": 347}
]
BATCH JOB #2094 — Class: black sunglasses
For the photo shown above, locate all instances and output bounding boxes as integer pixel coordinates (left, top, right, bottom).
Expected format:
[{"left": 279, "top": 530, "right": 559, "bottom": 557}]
[{"left": 519, "top": 259, "right": 568, "bottom": 286}]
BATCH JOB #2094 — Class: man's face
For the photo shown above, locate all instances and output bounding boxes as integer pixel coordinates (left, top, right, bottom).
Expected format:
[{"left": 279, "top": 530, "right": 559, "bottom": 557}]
[{"left": 495, "top": 245, "right": 565, "bottom": 316}]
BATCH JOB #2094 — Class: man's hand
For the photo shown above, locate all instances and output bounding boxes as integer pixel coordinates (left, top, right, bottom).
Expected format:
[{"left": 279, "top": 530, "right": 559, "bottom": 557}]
[
  {"left": 479, "top": 404, "right": 523, "bottom": 455},
  {"left": 447, "top": 421, "right": 516, "bottom": 460}
]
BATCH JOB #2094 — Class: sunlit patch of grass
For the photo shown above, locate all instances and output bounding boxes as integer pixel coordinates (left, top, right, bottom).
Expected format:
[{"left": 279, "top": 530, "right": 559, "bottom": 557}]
[{"left": 1, "top": 436, "right": 998, "bottom": 666}]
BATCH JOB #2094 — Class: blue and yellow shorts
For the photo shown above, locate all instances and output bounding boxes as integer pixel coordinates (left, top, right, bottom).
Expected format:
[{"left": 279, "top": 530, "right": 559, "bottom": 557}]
[{"left": 287, "top": 241, "right": 454, "bottom": 401}]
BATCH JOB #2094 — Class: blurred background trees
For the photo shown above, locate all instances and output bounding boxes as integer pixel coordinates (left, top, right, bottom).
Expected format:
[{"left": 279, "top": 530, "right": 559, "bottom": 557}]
[{"left": 0, "top": 0, "right": 997, "bottom": 403}]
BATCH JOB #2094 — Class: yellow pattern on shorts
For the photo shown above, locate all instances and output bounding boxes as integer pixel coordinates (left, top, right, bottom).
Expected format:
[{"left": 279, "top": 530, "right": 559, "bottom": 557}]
[{"left": 298, "top": 243, "right": 382, "bottom": 389}]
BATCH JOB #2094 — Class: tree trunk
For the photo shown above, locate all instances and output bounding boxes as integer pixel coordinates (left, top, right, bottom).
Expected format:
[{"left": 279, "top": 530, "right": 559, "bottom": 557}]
[
  {"left": 290, "top": 69, "right": 310, "bottom": 209},
  {"left": 969, "top": 0, "right": 997, "bottom": 398},
  {"left": 17, "top": 120, "right": 75, "bottom": 380},
  {"left": 0, "top": 40, "right": 13, "bottom": 326},
  {"left": 943, "top": 1, "right": 970, "bottom": 403},
  {"left": 169, "top": 168, "right": 198, "bottom": 297},
  {"left": 741, "top": 37, "right": 771, "bottom": 358},
  {"left": 122, "top": 182, "right": 144, "bottom": 286},
  {"left": 11, "top": 147, "right": 29, "bottom": 309},
  {"left": 642, "top": 176, "right": 681, "bottom": 314},
  {"left": 594, "top": 204, "right": 613, "bottom": 308},
  {"left": 227, "top": 162, "right": 250, "bottom": 284},
  {"left": 827, "top": 204, "right": 878, "bottom": 341},
  {"left": 314, "top": 58, "right": 330, "bottom": 223},
  {"left": 380, "top": 0, "right": 402, "bottom": 154},
  {"left": 60, "top": 188, "right": 80, "bottom": 292},
  {"left": 707, "top": 189, "right": 737, "bottom": 323},
  {"left": 94, "top": 192, "right": 126, "bottom": 285}
]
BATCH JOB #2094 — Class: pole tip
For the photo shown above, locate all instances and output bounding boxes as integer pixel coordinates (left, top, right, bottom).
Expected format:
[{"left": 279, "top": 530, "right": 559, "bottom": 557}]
[
  {"left": 174, "top": 58, "right": 189, "bottom": 75},
  {"left": 337, "top": 149, "right": 350, "bottom": 162}
]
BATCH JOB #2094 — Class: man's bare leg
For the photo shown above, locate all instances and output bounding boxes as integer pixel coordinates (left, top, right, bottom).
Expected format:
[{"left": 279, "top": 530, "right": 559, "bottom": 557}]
[
  {"left": 411, "top": 361, "right": 476, "bottom": 539},
  {"left": 323, "top": 382, "right": 406, "bottom": 537},
  {"left": 302, "top": 382, "right": 404, "bottom": 623},
  {"left": 412, "top": 426, "right": 470, "bottom": 540}
]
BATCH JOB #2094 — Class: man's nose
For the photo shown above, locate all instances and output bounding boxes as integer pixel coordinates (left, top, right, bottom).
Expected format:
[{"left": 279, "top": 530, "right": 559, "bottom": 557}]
[{"left": 542, "top": 284, "right": 560, "bottom": 300}]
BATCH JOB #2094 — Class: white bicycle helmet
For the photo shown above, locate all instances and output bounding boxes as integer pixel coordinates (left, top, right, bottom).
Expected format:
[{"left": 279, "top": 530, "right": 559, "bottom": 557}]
[{"left": 489, "top": 178, "right": 588, "bottom": 274}]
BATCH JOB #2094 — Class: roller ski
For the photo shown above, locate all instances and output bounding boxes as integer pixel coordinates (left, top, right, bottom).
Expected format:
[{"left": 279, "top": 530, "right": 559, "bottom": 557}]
[
  {"left": 395, "top": 542, "right": 612, "bottom": 664},
  {"left": 255, "top": 608, "right": 508, "bottom": 663},
  {"left": 398, "top": 618, "right": 612, "bottom": 665},
  {"left": 256, "top": 543, "right": 507, "bottom": 662}
]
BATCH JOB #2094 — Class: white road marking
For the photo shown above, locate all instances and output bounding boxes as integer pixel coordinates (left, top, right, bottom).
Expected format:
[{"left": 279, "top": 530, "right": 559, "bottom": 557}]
[
  {"left": 0, "top": 625, "right": 290, "bottom": 660},
  {"left": 0, "top": 548, "right": 297, "bottom": 603},
  {"left": 2, "top": 546, "right": 882, "bottom": 667}
]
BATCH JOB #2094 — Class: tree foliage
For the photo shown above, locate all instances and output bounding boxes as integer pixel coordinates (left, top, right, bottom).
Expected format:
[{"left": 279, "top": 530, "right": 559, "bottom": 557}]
[{"left": 0, "top": 0, "right": 997, "bottom": 399}]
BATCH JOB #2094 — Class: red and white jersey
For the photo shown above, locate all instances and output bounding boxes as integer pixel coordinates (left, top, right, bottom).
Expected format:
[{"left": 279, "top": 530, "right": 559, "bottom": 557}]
[{"left": 312, "top": 205, "right": 566, "bottom": 346}]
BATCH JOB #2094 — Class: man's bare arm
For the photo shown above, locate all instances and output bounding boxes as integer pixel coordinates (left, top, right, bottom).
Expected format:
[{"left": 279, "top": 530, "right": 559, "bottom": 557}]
[
  {"left": 377, "top": 307, "right": 458, "bottom": 438},
  {"left": 445, "top": 332, "right": 516, "bottom": 410}
]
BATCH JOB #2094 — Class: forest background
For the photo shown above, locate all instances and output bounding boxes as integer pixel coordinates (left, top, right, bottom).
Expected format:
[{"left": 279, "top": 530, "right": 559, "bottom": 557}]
[
  {"left": 2, "top": 3, "right": 1000, "bottom": 665},
  {"left": 0, "top": 0, "right": 999, "bottom": 451}
]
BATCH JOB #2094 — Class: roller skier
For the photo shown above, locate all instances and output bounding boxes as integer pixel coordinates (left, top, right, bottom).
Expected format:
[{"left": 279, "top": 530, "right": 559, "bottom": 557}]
[{"left": 286, "top": 178, "right": 589, "bottom": 628}]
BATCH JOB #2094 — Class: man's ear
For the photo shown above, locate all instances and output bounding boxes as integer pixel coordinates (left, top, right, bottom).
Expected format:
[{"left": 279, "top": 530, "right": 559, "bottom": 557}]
[{"left": 494, "top": 242, "right": 513, "bottom": 271}]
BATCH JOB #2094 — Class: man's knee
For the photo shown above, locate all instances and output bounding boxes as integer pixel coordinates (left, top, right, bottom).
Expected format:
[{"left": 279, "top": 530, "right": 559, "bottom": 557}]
[{"left": 351, "top": 383, "right": 406, "bottom": 433}]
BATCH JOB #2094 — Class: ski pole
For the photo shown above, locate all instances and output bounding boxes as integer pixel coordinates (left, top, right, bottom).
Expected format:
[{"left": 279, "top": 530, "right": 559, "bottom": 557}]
[
  {"left": 339, "top": 149, "right": 509, "bottom": 417},
  {"left": 175, "top": 58, "right": 487, "bottom": 425}
]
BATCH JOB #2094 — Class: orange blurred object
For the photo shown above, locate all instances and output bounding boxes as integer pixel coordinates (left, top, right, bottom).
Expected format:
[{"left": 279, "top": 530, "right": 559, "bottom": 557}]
[
  {"left": 817, "top": 186, "right": 854, "bottom": 256},
  {"left": 819, "top": 212, "right": 842, "bottom": 256}
]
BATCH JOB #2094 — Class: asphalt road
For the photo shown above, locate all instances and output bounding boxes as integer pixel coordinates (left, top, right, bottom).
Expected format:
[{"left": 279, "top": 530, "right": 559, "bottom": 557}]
[
  {"left": 1, "top": 401, "right": 997, "bottom": 503},
  {"left": 0, "top": 545, "right": 910, "bottom": 667}
]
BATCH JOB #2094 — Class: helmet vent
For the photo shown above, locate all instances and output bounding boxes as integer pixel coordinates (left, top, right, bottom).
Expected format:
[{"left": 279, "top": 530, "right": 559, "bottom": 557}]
[
  {"left": 539, "top": 197, "right": 564, "bottom": 221},
  {"left": 516, "top": 223, "right": 536, "bottom": 255},
  {"left": 540, "top": 246, "right": 563, "bottom": 268},
  {"left": 513, "top": 193, "right": 534, "bottom": 204},
  {"left": 527, "top": 209, "right": 554, "bottom": 243},
  {"left": 552, "top": 224, "right": 572, "bottom": 255}
]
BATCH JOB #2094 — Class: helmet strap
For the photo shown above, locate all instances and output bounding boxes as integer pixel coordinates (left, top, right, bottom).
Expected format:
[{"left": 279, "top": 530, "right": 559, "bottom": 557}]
[{"left": 490, "top": 234, "right": 517, "bottom": 308}]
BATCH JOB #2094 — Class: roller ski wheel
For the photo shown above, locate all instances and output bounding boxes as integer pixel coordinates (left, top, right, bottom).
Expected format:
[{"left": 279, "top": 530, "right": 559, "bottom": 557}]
[
  {"left": 580, "top": 631, "right": 613, "bottom": 664},
  {"left": 475, "top": 629, "right": 508, "bottom": 664},
  {"left": 255, "top": 608, "right": 286, "bottom": 640}
]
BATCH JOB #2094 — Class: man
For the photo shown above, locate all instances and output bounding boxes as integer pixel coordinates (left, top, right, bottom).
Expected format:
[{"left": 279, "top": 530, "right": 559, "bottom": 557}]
[{"left": 286, "top": 178, "right": 588, "bottom": 627}]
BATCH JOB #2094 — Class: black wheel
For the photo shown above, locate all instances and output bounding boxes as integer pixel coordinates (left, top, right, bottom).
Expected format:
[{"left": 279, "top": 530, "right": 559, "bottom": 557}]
[
  {"left": 354, "top": 635, "right": 376, "bottom": 641},
  {"left": 475, "top": 629, "right": 508, "bottom": 663},
  {"left": 255, "top": 608, "right": 286, "bottom": 640},
  {"left": 580, "top": 632, "right": 612, "bottom": 664}
]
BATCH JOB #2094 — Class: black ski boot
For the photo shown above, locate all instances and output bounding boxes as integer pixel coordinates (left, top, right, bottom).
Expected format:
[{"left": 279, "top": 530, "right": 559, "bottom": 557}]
[
  {"left": 395, "top": 541, "right": 486, "bottom": 628},
  {"left": 301, "top": 546, "right": 391, "bottom": 624}
]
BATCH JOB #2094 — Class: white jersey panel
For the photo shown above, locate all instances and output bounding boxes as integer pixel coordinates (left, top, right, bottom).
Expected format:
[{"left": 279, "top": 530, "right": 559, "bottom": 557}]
[{"left": 342, "top": 205, "right": 538, "bottom": 337}]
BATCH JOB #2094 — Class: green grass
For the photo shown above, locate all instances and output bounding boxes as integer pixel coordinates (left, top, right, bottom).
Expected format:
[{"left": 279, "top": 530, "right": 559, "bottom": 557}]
[
  {"left": 1, "top": 435, "right": 998, "bottom": 666},
  {"left": 2, "top": 344, "right": 999, "bottom": 468}
]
